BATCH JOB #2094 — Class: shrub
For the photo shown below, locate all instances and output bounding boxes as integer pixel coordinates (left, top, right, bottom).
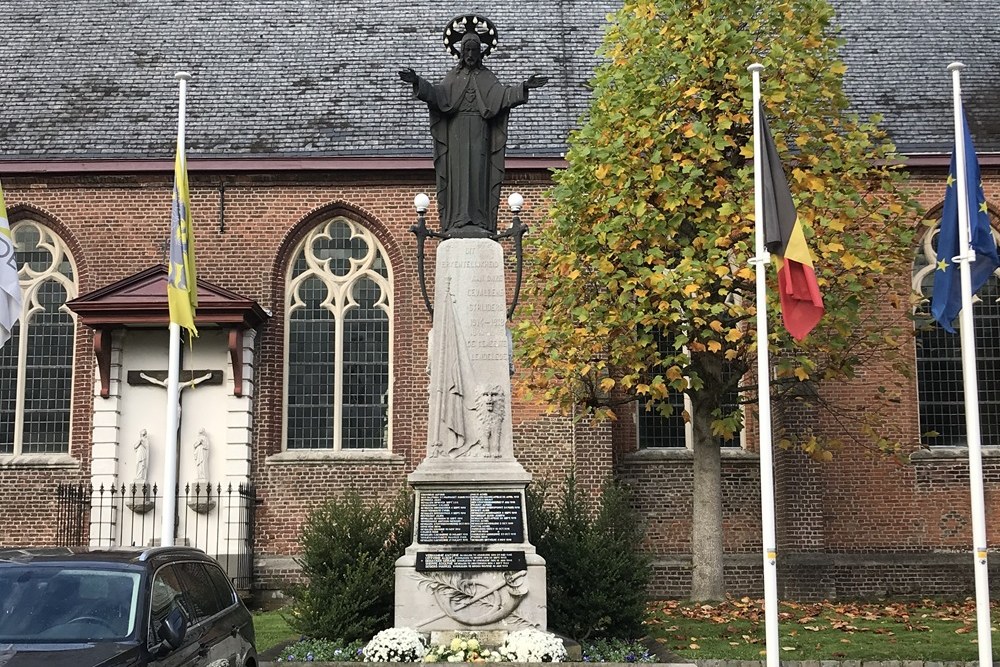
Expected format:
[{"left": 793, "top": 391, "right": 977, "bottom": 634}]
[
  {"left": 524, "top": 480, "right": 552, "bottom": 544},
  {"left": 532, "top": 475, "right": 651, "bottom": 641},
  {"left": 286, "top": 488, "right": 412, "bottom": 642}
]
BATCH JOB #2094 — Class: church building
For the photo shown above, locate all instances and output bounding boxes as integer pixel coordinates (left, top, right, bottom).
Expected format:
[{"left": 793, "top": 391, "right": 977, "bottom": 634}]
[{"left": 0, "top": 0, "right": 998, "bottom": 602}]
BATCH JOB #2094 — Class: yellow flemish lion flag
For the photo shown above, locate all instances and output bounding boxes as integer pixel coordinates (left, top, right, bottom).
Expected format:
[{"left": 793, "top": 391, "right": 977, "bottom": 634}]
[
  {"left": 759, "top": 103, "right": 824, "bottom": 341},
  {"left": 167, "top": 148, "right": 198, "bottom": 337},
  {"left": 0, "top": 181, "right": 23, "bottom": 349}
]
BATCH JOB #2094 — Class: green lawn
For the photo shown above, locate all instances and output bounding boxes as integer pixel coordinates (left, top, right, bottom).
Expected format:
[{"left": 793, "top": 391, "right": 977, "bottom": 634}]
[
  {"left": 253, "top": 598, "right": 1000, "bottom": 660},
  {"left": 647, "top": 598, "right": 1000, "bottom": 661},
  {"left": 253, "top": 609, "right": 295, "bottom": 653}
]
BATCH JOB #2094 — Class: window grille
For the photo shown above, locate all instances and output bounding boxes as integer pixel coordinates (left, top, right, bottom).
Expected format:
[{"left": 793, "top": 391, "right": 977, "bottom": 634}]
[
  {"left": 912, "top": 215, "right": 1000, "bottom": 447},
  {"left": 285, "top": 218, "right": 392, "bottom": 451},
  {"left": 0, "top": 220, "right": 77, "bottom": 455},
  {"left": 636, "top": 329, "right": 743, "bottom": 448}
]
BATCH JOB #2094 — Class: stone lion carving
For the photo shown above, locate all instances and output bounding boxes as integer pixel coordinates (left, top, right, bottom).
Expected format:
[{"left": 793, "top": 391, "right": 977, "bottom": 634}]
[
  {"left": 475, "top": 385, "right": 505, "bottom": 458},
  {"left": 445, "top": 384, "right": 506, "bottom": 459}
]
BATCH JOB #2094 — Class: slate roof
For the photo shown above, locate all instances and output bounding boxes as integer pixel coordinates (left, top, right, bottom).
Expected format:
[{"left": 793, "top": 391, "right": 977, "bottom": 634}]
[{"left": 0, "top": 0, "right": 996, "bottom": 160}]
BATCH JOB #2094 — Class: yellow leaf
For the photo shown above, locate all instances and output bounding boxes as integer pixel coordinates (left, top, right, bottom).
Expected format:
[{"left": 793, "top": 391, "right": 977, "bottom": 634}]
[
  {"left": 725, "top": 328, "right": 743, "bottom": 342},
  {"left": 683, "top": 283, "right": 700, "bottom": 296},
  {"left": 714, "top": 265, "right": 729, "bottom": 277},
  {"left": 805, "top": 174, "right": 825, "bottom": 192},
  {"left": 595, "top": 164, "right": 610, "bottom": 180},
  {"left": 599, "top": 378, "right": 615, "bottom": 392},
  {"left": 710, "top": 320, "right": 724, "bottom": 333},
  {"left": 707, "top": 340, "right": 722, "bottom": 352},
  {"left": 794, "top": 367, "right": 810, "bottom": 381}
]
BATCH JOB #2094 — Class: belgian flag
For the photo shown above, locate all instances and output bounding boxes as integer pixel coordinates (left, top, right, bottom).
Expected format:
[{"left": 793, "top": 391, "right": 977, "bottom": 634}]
[{"left": 759, "top": 104, "right": 824, "bottom": 341}]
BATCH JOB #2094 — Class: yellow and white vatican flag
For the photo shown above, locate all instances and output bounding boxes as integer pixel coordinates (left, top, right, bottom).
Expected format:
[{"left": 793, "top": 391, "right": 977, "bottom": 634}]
[
  {"left": 167, "top": 145, "right": 198, "bottom": 338},
  {"left": 0, "top": 181, "right": 23, "bottom": 350}
]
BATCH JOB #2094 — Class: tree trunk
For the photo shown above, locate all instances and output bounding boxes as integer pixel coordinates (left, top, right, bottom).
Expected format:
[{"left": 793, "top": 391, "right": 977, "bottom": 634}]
[{"left": 689, "top": 387, "right": 725, "bottom": 601}]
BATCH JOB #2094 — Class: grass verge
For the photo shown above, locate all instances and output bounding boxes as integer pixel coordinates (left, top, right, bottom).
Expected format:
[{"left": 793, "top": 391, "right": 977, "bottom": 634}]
[
  {"left": 646, "top": 598, "right": 999, "bottom": 660},
  {"left": 253, "top": 609, "right": 295, "bottom": 653},
  {"left": 253, "top": 598, "right": 1000, "bottom": 660}
]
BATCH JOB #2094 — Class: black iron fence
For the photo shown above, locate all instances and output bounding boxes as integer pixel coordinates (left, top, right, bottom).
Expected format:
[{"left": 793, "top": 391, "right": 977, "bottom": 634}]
[{"left": 55, "top": 482, "right": 257, "bottom": 592}]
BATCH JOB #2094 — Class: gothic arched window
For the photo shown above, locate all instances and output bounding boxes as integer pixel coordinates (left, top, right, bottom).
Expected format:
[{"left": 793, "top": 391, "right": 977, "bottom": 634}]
[
  {"left": 284, "top": 217, "right": 393, "bottom": 450},
  {"left": 0, "top": 219, "right": 78, "bottom": 455},
  {"left": 912, "top": 208, "right": 1000, "bottom": 447}
]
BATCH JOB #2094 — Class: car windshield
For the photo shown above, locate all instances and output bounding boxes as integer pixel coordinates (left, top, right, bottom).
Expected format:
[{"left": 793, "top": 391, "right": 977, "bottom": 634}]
[{"left": 0, "top": 564, "right": 141, "bottom": 642}]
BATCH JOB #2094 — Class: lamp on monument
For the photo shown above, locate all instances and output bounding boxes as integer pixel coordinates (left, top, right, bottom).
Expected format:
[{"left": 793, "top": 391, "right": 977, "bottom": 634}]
[
  {"left": 411, "top": 192, "right": 435, "bottom": 316},
  {"left": 507, "top": 192, "right": 523, "bottom": 213},
  {"left": 414, "top": 192, "right": 431, "bottom": 214}
]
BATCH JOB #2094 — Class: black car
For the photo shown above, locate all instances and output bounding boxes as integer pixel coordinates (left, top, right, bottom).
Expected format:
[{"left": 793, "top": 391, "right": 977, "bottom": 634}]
[{"left": 0, "top": 546, "right": 257, "bottom": 667}]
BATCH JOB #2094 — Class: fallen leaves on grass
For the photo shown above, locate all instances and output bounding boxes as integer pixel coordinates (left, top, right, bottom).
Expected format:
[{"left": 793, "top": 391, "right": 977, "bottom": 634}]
[{"left": 646, "top": 596, "right": 989, "bottom": 635}]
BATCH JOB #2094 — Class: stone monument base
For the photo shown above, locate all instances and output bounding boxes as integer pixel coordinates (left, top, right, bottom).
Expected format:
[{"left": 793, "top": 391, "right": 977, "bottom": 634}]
[{"left": 394, "top": 477, "right": 546, "bottom": 632}]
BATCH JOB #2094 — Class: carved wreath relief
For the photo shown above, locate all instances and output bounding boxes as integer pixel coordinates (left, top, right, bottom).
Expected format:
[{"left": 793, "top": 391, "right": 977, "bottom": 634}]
[{"left": 413, "top": 570, "right": 532, "bottom": 628}]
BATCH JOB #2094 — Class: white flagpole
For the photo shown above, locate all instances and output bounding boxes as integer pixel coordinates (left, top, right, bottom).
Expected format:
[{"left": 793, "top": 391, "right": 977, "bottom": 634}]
[
  {"left": 948, "top": 61, "right": 993, "bottom": 667},
  {"left": 160, "top": 71, "right": 191, "bottom": 548},
  {"left": 748, "top": 63, "right": 780, "bottom": 667}
]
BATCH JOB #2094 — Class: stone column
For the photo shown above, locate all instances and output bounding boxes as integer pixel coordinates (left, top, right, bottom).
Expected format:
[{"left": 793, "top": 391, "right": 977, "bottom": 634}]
[{"left": 395, "top": 238, "right": 546, "bottom": 634}]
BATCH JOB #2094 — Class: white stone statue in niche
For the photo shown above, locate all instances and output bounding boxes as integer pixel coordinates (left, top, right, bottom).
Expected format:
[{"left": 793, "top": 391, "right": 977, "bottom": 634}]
[
  {"left": 133, "top": 428, "right": 149, "bottom": 483},
  {"left": 192, "top": 428, "right": 210, "bottom": 481}
]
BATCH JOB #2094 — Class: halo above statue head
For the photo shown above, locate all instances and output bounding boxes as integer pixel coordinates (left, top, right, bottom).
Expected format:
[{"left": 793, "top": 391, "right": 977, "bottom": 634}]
[{"left": 442, "top": 14, "right": 498, "bottom": 58}]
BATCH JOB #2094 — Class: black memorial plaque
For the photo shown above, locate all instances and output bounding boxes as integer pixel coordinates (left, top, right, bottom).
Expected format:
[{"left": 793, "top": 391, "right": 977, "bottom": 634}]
[
  {"left": 416, "top": 551, "right": 527, "bottom": 572},
  {"left": 418, "top": 491, "right": 524, "bottom": 544}
]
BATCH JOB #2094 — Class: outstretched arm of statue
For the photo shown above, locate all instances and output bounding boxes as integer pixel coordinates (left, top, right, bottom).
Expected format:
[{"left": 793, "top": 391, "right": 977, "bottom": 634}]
[
  {"left": 524, "top": 74, "right": 548, "bottom": 89},
  {"left": 398, "top": 68, "right": 420, "bottom": 85}
]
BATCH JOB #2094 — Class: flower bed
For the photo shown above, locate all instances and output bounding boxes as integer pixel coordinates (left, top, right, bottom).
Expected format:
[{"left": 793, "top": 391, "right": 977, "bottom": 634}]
[{"left": 272, "top": 629, "right": 655, "bottom": 663}]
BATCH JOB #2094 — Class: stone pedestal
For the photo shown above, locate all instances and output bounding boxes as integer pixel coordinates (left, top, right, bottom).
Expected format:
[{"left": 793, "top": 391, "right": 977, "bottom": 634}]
[{"left": 395, "top": 238, "right": 546, "bottom": 632}]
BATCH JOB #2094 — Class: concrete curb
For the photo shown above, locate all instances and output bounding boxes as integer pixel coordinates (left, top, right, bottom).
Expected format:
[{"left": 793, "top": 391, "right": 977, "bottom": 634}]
[
  {"left": 259, "top": 664, "right": 697, "bottom": 667},
  {"left": 688, "top": 662, "right": 979, "bottom": 667},
  {"left": 259, "top": 662, "right": 981, "bottom": 667}
]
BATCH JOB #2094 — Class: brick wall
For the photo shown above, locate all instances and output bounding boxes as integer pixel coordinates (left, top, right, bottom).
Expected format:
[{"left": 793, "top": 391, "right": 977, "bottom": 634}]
[{"left": 1, "top": 165, "right": 998, "bottom": 603}]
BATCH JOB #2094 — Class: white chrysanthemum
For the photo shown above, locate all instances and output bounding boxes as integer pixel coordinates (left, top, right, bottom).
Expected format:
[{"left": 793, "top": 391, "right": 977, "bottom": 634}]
[
  {"left": 363, "top": 627, "right": 427, "bottom": 662},
  {"left": 498, "top": 629, "right": 567, "bottom": 663}
]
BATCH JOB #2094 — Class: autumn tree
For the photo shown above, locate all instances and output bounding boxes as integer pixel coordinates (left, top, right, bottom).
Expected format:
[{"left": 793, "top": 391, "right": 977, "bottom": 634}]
[{"left": 515, "top": 0, "right": 922, "bottom": 600}]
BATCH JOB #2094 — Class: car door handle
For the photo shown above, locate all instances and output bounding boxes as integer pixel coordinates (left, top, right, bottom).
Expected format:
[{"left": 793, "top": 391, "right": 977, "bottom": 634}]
[{"left": 230, "top": 625, "right": 239, "bottom": 637}]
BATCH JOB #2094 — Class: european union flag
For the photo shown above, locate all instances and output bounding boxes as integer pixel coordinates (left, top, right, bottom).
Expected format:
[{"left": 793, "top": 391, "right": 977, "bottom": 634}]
[{"left": 930, "top": 112, "right": 998, "bottom": 333}]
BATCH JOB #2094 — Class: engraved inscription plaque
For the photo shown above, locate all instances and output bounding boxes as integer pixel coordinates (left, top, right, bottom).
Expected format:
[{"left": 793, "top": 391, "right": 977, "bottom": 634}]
[
  {"left": 415, "top": 551, "right": 528, "bottom": 572},
  {"left": 419, "top": 492, "right": 524, "bottom": 544}
]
